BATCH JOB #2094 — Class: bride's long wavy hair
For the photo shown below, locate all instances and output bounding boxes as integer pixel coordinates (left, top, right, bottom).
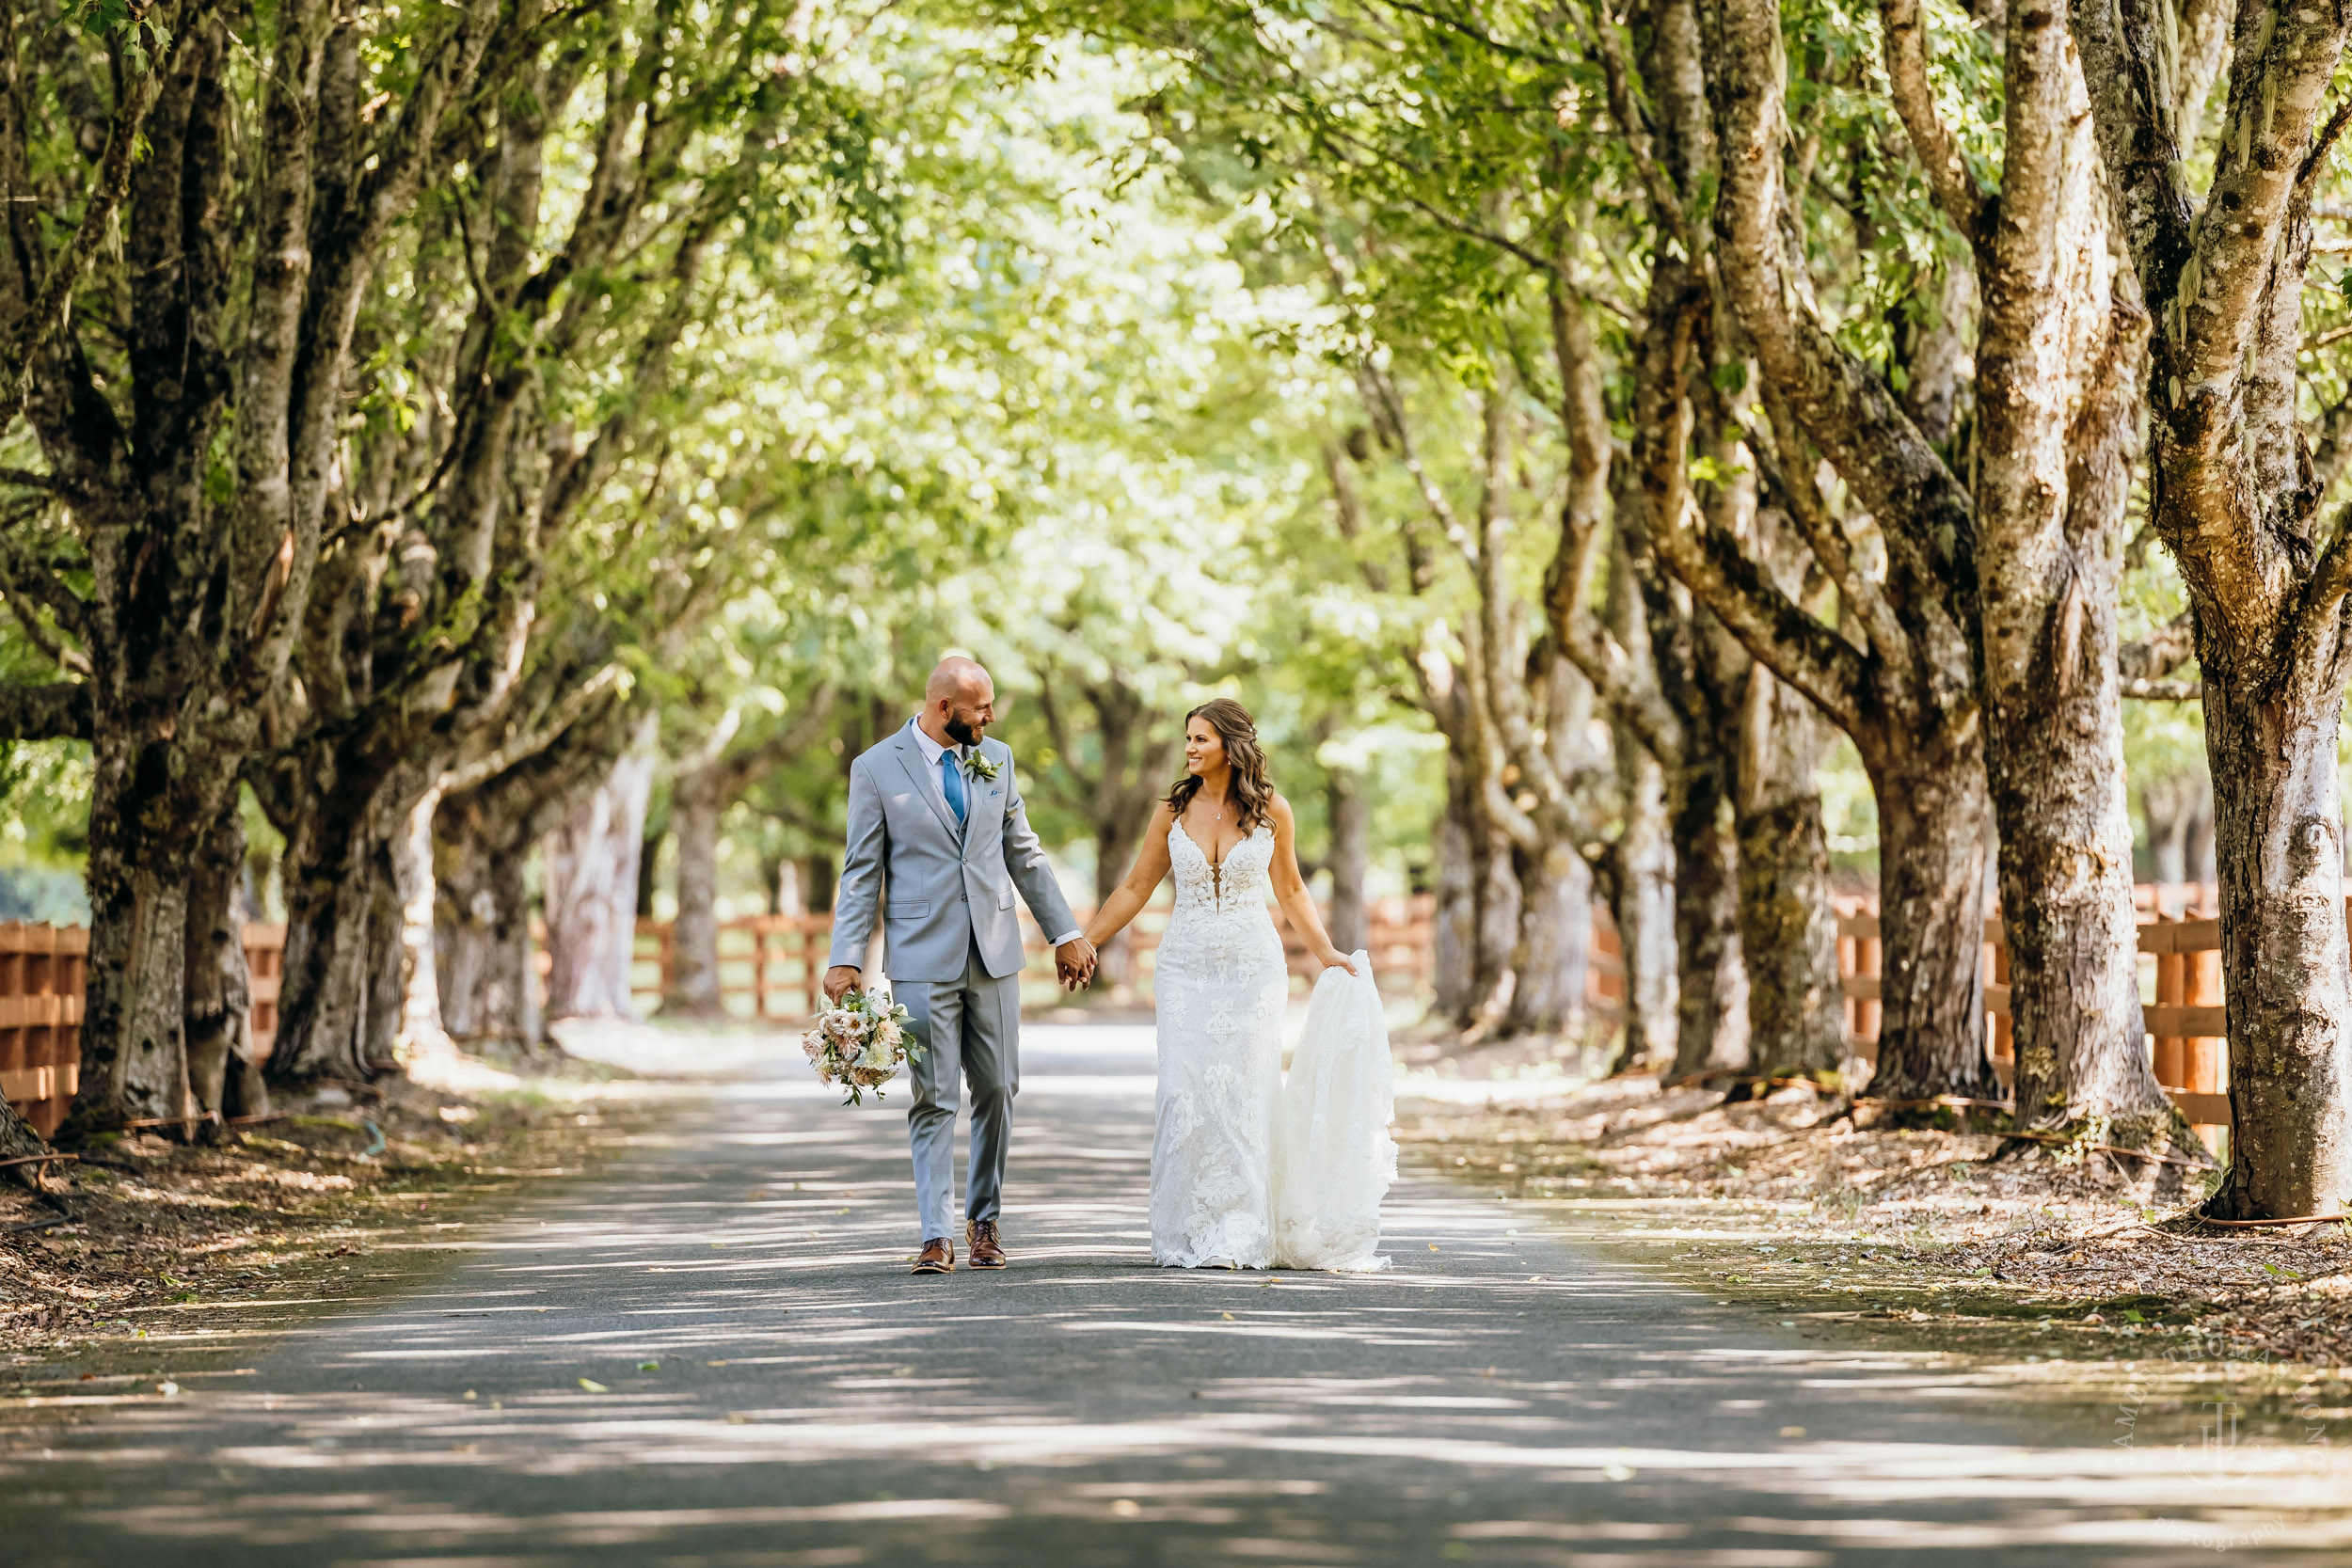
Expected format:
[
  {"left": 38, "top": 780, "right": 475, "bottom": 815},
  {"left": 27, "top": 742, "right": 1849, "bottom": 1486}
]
[{"left": 1166, "top": 698, "right": 1275, "bottom": 834}]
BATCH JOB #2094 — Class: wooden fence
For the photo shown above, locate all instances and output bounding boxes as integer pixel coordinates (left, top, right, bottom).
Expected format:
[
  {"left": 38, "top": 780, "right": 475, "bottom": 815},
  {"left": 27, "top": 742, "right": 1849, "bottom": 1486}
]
[
  {"left": 620, "top": 897, "right": 1630, "bottom": 1025},
  {"left": 621, "top": 895, "right": 1457, "bottom": 1018},
  {"left": 1836, "top": 884, "right": 2241, "bottom": 1141},
  {"left": 0, "top": 922, "right": 86, "bottom": 1137},
  {"left": 0, "top": 922, "right": 285, "bottom": 1138},
  {"left": 1, "top": 882, "right": 2249, "bottom": 1140}
]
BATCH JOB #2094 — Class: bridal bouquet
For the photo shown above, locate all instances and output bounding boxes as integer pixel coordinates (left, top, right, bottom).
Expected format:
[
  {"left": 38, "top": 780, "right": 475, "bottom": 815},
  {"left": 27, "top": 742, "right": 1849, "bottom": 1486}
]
[{"left": 802, "top": 989, "right": 921, "bottom": 1106}]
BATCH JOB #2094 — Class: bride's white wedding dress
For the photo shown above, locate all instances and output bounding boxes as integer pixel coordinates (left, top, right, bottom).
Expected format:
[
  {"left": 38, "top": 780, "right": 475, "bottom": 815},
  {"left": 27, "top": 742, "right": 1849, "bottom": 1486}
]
[{"left": 1151, "top": 821, "right": 1394, "bottom": 1271}]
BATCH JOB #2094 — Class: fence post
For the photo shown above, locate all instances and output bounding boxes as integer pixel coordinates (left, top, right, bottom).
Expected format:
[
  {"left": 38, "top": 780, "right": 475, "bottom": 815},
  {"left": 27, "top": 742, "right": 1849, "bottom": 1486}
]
[
  {"left": 2153, "top": 916, "right": 2185, "bottom": 1095},
  {"left": 1990, "top": 931, "right": 2012, "bottom": 1080},
  {"left": 752, "top": 922, "right": 770, "bottom": 1022},
  {"left": 1838, "top": 916, "right": 1857, "bottom": 1039},
  {"left": 1857, "top": 929, "right": 1882, "bottom": 1043},
  {"left": 2185, "top": 942, "right": 2226, "bottom": 1154},
  {"left": 803, "top": 919, "right": 821, "bottom": 1016}
]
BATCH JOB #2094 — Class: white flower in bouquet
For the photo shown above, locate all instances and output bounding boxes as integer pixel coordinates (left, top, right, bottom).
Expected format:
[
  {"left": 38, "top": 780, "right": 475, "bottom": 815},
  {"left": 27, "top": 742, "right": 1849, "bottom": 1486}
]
[{"left": 802, "top": 989, "right": 921, "bottom": 1106}]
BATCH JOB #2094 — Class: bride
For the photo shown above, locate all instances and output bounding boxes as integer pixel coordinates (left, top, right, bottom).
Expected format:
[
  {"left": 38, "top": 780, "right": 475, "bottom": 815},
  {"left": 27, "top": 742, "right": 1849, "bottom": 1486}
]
[{"left": 1081, "top": 698, "right": 1392, "bottom": 1271}]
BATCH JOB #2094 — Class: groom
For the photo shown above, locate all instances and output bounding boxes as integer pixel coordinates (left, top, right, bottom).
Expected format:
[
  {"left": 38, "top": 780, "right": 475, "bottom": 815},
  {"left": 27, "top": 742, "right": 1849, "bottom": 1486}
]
[{"left": 824, "top": 657, "right": 1097, "bottom": 1275}]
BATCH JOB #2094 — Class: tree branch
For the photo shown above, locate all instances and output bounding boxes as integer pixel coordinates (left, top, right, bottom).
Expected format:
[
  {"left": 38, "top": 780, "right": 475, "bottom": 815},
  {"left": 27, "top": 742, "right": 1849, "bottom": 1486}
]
[
  {"left": 2121, "top": 677, "right": 2203, "bottom": 700},
  {"left": 0, "top": 681, "right": 90, "bottom": 741},
  {"left": 1, "top": 591, "right": 88, "bottom": 676},
  {"left": 1653, "top": 490, "right": 1872, "bottom": 737},
  {"left": 1034, "top": 678, "right": 1101, "bottom": 800},
  {"left": 1584, "top": 1, "right": 1692, "bottom": 248},
  {"left": 716, "top": 685, "right": 840, "bottom": 796},
  {"left": 437, "top": 664, "right": 628, "bottom": 798},
  {"left": 2172, "top": 8, "right": 2345, "bottom": 402},
  {"left": 0, "top": 7, "right": 190, "bottom": 421},
  {"left": 2119, "top": 610, "right": 2198, "bottom": 680},
  {"left": 1877, "top": 0, "right": 1987, "bottom": 244}
]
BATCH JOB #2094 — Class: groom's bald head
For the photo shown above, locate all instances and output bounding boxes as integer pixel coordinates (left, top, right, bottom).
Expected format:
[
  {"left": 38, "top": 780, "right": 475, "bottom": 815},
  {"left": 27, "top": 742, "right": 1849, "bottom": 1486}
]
[
  {"left": 923, "top": 657, "right": 996, "bottom": 748},
  {"left": 927, "top": 657, "right": 992, "bottom": 705}
]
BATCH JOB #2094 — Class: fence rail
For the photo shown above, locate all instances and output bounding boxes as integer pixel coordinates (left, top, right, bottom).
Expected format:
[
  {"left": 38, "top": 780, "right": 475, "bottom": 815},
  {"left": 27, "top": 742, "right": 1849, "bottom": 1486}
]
[
  {"left": 612, "top": 895, "right": 1528, "bottom": 1020},
  {"left": 0, "top": 883, "right": 2249, "bottom": 1140},
  {"left": 615, "top": 897, "right": 1630, "bottom": 1025},
  {"left": 1836, "top": 885, "right": 2251, "bottom": 1140},
  {"left": 0, "top": 922, "right": 86, "bottom": 1136}
]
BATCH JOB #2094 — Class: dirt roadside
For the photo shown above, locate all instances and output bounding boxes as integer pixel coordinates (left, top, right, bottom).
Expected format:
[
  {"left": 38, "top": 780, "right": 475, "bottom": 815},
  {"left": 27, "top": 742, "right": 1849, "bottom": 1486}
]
[
  {"left": 0, "top": 1053, "right": 671, "bottom": 1402},
  {"left": 1400, "top": 1071, "right": 2352, "bottom": 1448}
]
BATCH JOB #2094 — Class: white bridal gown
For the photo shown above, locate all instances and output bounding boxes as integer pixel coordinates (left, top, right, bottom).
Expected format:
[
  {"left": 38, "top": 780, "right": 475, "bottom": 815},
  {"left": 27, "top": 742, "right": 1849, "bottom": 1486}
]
[{"left": 1151, "top": 821, "right": 1395, "bottom": 1271}]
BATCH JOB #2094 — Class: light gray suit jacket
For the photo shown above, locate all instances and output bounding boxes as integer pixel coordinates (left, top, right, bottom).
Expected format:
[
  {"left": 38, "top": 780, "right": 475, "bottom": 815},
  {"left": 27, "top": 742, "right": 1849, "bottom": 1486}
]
[{"left": 828, "top": 724, "right": 1078, "bottom": 984}]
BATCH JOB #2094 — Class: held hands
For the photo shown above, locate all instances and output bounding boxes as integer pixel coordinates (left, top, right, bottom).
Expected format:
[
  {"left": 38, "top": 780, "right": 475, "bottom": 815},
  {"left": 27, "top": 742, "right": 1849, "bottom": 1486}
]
[
  {"left": 1056, "top": 937, "right": 1099, "bottom": 991},
  {"left": 822, "top": 965, "right": 863, "bottom": 1004}
]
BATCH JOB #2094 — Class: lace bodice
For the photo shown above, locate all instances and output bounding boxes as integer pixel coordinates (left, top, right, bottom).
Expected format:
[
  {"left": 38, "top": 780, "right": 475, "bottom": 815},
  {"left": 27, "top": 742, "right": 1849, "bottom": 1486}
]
[{"left": 1167, "top": 822, "right": 1276, "bottom": 917}]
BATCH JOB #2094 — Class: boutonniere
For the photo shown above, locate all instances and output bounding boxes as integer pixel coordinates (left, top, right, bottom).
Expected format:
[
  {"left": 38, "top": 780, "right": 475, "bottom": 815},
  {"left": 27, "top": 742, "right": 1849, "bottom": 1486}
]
[{"left": 963, "top": 751, "right": 1001, "bottom": 783}]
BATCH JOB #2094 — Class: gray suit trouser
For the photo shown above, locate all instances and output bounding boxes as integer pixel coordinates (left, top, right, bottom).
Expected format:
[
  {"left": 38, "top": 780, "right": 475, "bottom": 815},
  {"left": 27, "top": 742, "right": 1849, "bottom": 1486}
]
[{"left": 899, "top": 939, "right": 1020, "bottom": 1241}]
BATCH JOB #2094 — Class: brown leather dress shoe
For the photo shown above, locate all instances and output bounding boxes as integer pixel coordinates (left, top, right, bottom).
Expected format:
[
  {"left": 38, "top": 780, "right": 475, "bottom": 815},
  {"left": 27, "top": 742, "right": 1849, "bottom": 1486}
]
[
  {"left": 912, "top": 1236, "right": 955, "bottom": 1274},
  {"left": 966, "top": 1219, "right": 1007, "bottom": 1269}
]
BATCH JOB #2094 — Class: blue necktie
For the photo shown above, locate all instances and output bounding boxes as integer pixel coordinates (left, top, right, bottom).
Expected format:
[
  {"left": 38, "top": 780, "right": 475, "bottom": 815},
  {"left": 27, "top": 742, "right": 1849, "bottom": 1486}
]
[{"left": 939, "top": 748, "right": 968, "bottom": 826}]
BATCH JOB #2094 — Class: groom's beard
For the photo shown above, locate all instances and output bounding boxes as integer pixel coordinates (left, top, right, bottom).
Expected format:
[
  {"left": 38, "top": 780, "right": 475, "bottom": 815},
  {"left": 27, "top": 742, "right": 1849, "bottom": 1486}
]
[{"left": 946, "top": 715, "right": 986, "bottom": 748}]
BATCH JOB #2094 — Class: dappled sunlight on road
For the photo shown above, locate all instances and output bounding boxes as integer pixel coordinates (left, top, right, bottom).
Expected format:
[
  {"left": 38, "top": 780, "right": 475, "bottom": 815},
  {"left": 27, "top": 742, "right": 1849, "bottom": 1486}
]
[{"left": 5, "top": 1022, "right": 2349, "bottom": 1564}]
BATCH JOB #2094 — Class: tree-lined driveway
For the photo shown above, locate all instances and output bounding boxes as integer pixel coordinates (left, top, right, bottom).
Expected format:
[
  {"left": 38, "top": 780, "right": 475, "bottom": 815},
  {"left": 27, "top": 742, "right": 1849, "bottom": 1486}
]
[{"left": 5, "top": 1023, "right": 2346, "bottom": 1565}]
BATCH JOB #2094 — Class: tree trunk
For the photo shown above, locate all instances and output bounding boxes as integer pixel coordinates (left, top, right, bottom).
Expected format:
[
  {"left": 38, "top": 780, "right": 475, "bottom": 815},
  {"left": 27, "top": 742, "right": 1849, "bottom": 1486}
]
[
  {"left": 1864, "top": 736, "right": 2002, "bottom": 1107},
  {"left": 58, "top": 733, "right": 208, "bottom": 1136},
  {"left": 2144, "top": 777, "right": 2197, "bottom": 889},
  {"left": 1092, "top": 831, "right": 1137, "bottom": 991},
  {"left": 1612, "top": 725, "right": 1677, "bottom": 1070},
  {"left": 1474, "top": 820, "right": 1523, "bottom": 1028},
  {"left": 1733, "top": 664, "right": 1846, "bottom": 1082},
  {"left": 1666, "top": 756, "right": 1748, "bottom": 1081},
  {"left": 1432, "top": 792, "right": 1481, "bottom": 1021},
  {"left": 437, "top": 704, "right": 640, "bottom": 1045},
  {"left": 2203, "top": 687, "right": 2352, "bottom": 1218},
  {"left": 437, "top": 847, "right": 500, "bottom": 1044},
  {"left": 362, "top": 865, "right": 405, "bottom": 1070},
  {"left": 267, "top": 755, "right": 405, "bottom": 1085},
  {"left": 1966, "top": 0, "right": 2184, "bottom": 1155},
  {"left": 802, "top": 854, "right": 834, "bottom": 920},
  {"left": 438, "top": 834, "right": 539, "bottom": 1048},
  {"left": 544, "top": 722, "right": 658, "bottom": 1021},
  {"left": 184, "top": 801, "right": 266, "bottom": 1135},
  {"left": 390, "top": 784, "right": 454, "bottom": 1065},
  {"left": 1504, "top": 841, "right": 1592, "bottom": 1036},
  {"left": 1326, "top": 769, "right": 1372, "bottom": 956},
  {"left": 663, "top": 759, "right": 726, "bottom": 1017},
  {"left": 0, "top": 1088, "right": 48, "bottom": 1181},
  {"left": 637, "top": 829, "right": 664, "bottom": 919}
]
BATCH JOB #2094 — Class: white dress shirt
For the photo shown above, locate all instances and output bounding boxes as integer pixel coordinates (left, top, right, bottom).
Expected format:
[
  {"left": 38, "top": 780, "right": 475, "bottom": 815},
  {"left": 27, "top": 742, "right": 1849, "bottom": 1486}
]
[{"left": 908, "top": 719, "right": 1083, "bottom": 948}]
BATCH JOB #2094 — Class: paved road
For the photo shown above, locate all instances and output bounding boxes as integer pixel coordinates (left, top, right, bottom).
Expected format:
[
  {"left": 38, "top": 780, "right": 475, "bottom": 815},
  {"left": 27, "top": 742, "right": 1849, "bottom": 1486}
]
[{"left": 5, "top": 1022, "right": 2348, "bottom": 1565}]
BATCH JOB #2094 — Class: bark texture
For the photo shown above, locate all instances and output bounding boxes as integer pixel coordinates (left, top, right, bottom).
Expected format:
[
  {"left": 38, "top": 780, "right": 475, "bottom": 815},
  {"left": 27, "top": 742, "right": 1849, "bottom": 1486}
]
[
  {"left": 1325, "top": 769, "right": 1372, "bottom": 956},
  {"left": 1731, "top": 653, "right": 1845, "bottom": 1081},
  {"left": 2, "top": 0, "right": 504, "bottom": 1133},
  {"left": 1610, "top": 729, "right": 1678, "bottom": 1069},
  {"left": 2073, "top": 0, "right": 2352, "bottom": 1212},
  {"left": 184, "top": 803, "right": 265, "bottom": 1134},
  {"left": 666, "top": 763, "right": 728, "bottom": 1017},
  {"left": 1653, "top": 0, "right": 2001, "bottom": 1107},
  {"left": 544, "top": 722, "right": 660, "bottom": 1022},
  {"left": 1957, "top": 0, "right": 2180, "bottom": 1149},
  {"left": 661, "top": 690, "right": 834, "bottom": 1017}
]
